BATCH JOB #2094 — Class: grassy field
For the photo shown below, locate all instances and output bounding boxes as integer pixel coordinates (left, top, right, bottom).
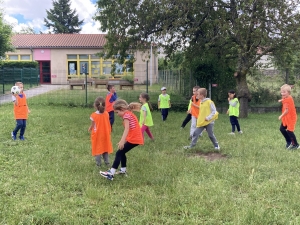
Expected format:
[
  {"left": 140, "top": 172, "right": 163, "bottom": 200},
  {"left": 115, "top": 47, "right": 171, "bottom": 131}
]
[{"left": 1, "top": 102, "right": 300, "bottom": 224}]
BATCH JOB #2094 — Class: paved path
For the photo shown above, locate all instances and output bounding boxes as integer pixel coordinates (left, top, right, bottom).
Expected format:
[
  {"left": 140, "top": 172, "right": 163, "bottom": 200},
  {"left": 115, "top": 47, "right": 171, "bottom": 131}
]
[{"left": 0, "top": 85, "right": 68, "bottom": 105}]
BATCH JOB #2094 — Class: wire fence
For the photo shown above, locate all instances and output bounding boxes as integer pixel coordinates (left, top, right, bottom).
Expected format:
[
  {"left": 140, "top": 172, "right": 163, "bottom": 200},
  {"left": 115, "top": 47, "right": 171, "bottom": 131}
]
[{"left": 0, "top": 67, "right": 294, "bottom": 107}]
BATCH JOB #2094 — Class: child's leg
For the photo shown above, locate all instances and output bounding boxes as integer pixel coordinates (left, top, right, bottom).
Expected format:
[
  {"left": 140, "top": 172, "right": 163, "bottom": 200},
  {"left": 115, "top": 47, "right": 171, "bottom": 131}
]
[
  {"left": 161, "top": 109, "right": 167, "bottom": 121},
  {"left": 229, "top": 116, "right": 236, "bottom": 132},
  {"left": 190, "top": 116, "right": 197, "bottom": 138},
  {"left": 141, "top": 125, "right": 147, "bottom": 137},
  {"left": 232, "top": 116, "right": 241, "bottom": 132},
  {"left": 19, "top": 119, "right": 27, "bottom": 137},
  {"left": 181, "top": 113, "right": 191, "bottom": 128},
  {"left": 280, "top": 123, "right": 291, "bottom": 144},
  {"left": 13, "top": 119, "right": 23, "bottom": 136},
  {"left": 111, "top": 142, "right": 139, "bottom": 174},
  {"left": 206, "top": 123, "right": 219, "bottom": 148},
  {"left": 144, "top": 126, "right": 154, "bottom": 139},
  {"left": 102, "top": 152, "right": 110, "bottom": 166},
  {"left": 109, "top": 111, "right": 115, "bottom": 128},
  {"left": 190, "top": 127, "right": 205, "bottom": 147},
  {"left": 165, "top": 108, "right": 169, "bottom": 120},
  {"left": 95, "top": 155, "right": 101, "bottom": 166}
]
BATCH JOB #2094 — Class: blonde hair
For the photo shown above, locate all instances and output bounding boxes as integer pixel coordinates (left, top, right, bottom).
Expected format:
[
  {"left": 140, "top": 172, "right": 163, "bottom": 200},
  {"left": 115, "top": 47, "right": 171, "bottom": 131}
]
[
  {"left": 94, "top": 97, "right": 105, "bottom": 113},
  {"left": 198, "top": 88, "right": 207, "bottom": 97},
  {"left": 113, "top": 99, "right": 141, "bottom": 112},
  {"left": 281, "top": 84, "right": 291, "bottom": 93}
]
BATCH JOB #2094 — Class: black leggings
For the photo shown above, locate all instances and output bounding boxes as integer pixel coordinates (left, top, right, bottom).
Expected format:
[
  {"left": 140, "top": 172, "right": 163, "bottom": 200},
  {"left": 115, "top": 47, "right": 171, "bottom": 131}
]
[
  {"left": 280, "top": 123, "right": 298, "bottom": 145},
  {"left": 181, "top": 113, "right": 191, "bottom": 128},
  {"left": 112, "top": 142, "right": 139, "bottom": 169}
]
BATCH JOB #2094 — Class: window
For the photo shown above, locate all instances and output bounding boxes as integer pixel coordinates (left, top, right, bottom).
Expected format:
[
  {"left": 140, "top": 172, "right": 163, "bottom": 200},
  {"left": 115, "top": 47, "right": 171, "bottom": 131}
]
[
  {"left": 20, "top": 55, "right": 30, "bottom": 60},
  {"left": 79, "top": 54, "right": 89, "bottom": 59},
  {"left": 8, "top": 55, "right": 18, "bottom": 60},
  {"left": 67, "top": 55, "right": 77, "bottom": 59}
]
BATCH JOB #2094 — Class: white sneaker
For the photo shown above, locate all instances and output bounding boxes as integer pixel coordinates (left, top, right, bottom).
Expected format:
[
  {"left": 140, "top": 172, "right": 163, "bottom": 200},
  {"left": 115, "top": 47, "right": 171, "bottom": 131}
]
[
  {"left": 238, "top": 131, "right": 243, "bottom": 134},
  {"left": 183, "top": 146, "right": 191, "bottom": 149},
  {"left": 215, "top": 145, "right": 220, "bottom": 150},
  {"left": 228, "top": 132, "right": 235, "bottom": 135}
]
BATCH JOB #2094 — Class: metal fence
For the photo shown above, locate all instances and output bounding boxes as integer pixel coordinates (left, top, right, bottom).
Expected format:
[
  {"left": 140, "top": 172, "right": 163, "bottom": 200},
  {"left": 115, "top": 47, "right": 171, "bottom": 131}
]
[{"left": 0, "top": 67, "right": 39, "bottom": 94}]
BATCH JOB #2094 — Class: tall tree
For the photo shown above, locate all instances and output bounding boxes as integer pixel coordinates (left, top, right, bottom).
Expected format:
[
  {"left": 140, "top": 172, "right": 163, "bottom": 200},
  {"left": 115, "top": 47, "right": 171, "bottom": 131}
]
[
  {"left": 44, "top": 0, "right": 84, "bottom": 34},
  {"left": 0, "top": 12, "right": 13, "bottom": 59},
  {"left": 95, "top": 0, "right": 300, "bottom": 117}
]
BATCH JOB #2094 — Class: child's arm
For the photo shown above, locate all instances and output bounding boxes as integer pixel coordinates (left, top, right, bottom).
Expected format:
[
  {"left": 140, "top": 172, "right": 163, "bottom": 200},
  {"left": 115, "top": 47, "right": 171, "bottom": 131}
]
[
  {"left": 168, "top": 100, "right": 171, "bottom": 108},
  {"left": 142, "top": 110, "right": 147, "bottom": 125},
  {"left": 158, "top": 101, "right": 160, "bottom": 109},
  {"left": 88, "top": 121, "right": 95, "bottom": 132},
  {"left": 12, "top": 94, "right": 18, "bottom": 106},
  {"left": 206, "top": 102, "right": 217, "bottom": 121},
  {"left": 118, "top": 119, "right": 129, "bottom": 150},
  {"left": 279, "top": 108, "right": 288, "bottom": 120}
]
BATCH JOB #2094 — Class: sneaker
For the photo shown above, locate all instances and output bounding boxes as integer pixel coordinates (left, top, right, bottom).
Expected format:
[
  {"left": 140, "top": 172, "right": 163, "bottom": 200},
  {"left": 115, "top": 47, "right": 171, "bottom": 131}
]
[
  {"left": 19, "top": 136, "right": 25, "bottom": 141},
  {"left": 100, "top": 170, "right": 114, "bottom": 180},
  {"left": 11, "top": 132, "right": 16, "bottom": 140},
  {"left": 228, "top": 132, "right": 235, "bottom": 135},
  {"left": 238, "top": 131, "right": 243, "bottom": 134},
  {"left": 115, "top": 169, "right": 127, "bottom": 175},
  {"left": 183, "top": 146, "right": 191, "bottom": 149},
  {"left": 286, "top": 142, "right": 292, "bottom": 148},
  {"left": 215, "top": 145, "right": 220, "bottom": 150},
  {"left": 287, "top": 144, "right": 299, "bottom": 150}
]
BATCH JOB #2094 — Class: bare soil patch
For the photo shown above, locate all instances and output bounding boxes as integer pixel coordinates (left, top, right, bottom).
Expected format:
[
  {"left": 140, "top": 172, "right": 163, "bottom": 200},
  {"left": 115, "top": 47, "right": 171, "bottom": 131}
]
[{"left": 191, "top": 152, "right": 228, "bottom": 161}]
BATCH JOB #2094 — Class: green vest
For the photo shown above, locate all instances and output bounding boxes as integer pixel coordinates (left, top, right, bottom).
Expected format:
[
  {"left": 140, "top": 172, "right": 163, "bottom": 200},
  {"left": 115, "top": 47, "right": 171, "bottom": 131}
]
[
  {"left": 159, "top": 94, "right": 170, "bottom": 108},
  {"left": 197, "top": 99, "right": 218, "bottom": 127},
  {"left": 228, "top": 98, "right": 239, "bottom": 117},
  {"left": 139, "top": 103, "right": 154, "bottom": 126}
]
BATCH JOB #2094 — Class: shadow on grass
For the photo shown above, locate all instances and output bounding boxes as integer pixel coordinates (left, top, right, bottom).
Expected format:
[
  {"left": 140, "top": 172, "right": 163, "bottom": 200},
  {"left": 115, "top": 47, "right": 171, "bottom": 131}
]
[{"left": 188, "top": 151, "right": 228, "bottom": 161}]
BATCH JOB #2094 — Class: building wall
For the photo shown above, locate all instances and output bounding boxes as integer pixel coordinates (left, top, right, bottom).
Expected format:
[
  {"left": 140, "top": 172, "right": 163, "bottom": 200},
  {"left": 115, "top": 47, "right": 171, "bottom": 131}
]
[{"left": 6, "top": 48, "right": 158, "bottom": 85}]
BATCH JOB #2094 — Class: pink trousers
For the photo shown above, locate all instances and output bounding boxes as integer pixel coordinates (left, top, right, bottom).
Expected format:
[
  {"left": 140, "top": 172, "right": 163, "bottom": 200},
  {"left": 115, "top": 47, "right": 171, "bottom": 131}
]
[{"left": 141, "top": 125, "right": 154, "bottom": 140}]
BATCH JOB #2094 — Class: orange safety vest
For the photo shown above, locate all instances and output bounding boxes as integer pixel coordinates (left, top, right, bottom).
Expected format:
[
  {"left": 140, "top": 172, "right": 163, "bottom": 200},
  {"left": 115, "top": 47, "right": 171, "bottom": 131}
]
[
  {"left": 191, "top": 95, "right": 200, "bottom": 118},
  {"left": 105, "top": 92, "right": 114, "bottom": 112},
  {"left": 14, "top": 94, "right": 28, "bottom": 119}
]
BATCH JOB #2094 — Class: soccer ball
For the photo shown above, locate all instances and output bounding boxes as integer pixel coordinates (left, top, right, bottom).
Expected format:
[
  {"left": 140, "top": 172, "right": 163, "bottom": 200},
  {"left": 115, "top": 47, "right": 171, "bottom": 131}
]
[{"left": 11, "top": 86, "right": 20, "bottom": 95}]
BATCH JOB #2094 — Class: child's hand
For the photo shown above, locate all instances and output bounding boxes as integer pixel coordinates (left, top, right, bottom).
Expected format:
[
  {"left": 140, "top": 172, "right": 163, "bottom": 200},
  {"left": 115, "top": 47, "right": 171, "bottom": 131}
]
[
  {"left": 278, "top": 99, "right": 282, "bottom": 102},
  {"left": 228, "top": 97, "right": 231, "bottom": 101},
  {"left": 118, "top": 140, "right": 125, "bottom": 150},
  {"left": 278, "top": 115, "right": 282, "bottom": 120},
  {"left": 28, "top": 109, "right": 31, "bottom": 114},
  {"left": 226, "top": 110, "right": 229, "bottom": 114}
]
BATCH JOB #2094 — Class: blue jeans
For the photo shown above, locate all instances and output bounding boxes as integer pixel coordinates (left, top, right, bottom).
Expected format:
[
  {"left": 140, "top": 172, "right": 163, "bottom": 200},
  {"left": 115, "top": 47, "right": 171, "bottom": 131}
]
[
  {"left": 161, "top": 108, "right": 169, "bottom": 121},
  {"left": 13, "top": 119, "right": 27, "bottom": 137},
  {"left": 229, "top": 116, "right": 241, "bottom": 132}
]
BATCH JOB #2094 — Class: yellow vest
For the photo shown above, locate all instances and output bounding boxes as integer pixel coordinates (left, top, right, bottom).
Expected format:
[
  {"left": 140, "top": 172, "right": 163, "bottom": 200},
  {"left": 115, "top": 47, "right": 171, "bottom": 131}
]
[{"left": 197, "top": 99, "right": 218, "bottom": 127}]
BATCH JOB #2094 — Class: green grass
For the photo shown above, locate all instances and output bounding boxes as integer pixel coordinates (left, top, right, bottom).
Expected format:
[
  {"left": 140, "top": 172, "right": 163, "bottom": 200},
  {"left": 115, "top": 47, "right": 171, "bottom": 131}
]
[{"left": 1, "top": 102, "right": 300, "bottom": 224}]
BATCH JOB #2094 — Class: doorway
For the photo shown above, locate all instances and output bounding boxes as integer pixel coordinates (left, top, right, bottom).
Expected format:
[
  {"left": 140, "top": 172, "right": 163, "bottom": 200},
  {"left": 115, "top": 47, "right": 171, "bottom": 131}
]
[{"left": 39, "top": 61, "right": 51, "bottom": 84}]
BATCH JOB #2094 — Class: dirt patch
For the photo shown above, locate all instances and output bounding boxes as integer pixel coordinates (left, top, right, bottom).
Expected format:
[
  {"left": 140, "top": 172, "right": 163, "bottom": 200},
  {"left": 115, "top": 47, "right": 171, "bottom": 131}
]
[{"left": 191, "top": 152, "right": 228, "bottom": 161}]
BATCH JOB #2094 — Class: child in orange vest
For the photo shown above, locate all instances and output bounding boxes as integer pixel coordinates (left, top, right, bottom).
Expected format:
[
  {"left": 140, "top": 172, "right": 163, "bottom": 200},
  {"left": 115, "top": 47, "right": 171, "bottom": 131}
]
[
  {"left": 100, "top": 99, "right": 144, "bottom": 180},
  {"left": 11, "top": 82, "right": 30, "bottom": 140},
  {"left": 89, "top": 97, "right": 113, "bottom": 167},
  {"left": 278, "top": 84, "right": 299, "bottom": 150},
  {"left": 189, "top": 86, "right": 200, "bottom": 139},
  {"left": 105, "top": 85, "right": 118, "bottom": 129}
]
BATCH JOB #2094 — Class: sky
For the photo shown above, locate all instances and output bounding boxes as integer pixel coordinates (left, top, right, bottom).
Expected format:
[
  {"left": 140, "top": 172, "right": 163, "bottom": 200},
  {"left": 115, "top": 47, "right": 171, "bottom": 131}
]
[{"left": 2, "top": 0, "right": 103, "bottom": 34}]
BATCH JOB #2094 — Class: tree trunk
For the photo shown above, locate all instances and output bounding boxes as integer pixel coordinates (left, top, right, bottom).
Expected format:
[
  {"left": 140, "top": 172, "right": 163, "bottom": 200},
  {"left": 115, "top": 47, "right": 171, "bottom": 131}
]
[{"left": 235, "top": 71, "right": 250, "bottom": 118}]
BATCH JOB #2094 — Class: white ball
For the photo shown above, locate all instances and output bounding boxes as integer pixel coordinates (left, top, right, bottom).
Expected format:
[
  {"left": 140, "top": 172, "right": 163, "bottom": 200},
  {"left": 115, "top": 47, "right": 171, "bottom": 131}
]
[{"left": 11, "top": 86, "right": 20, "bottom": 95}]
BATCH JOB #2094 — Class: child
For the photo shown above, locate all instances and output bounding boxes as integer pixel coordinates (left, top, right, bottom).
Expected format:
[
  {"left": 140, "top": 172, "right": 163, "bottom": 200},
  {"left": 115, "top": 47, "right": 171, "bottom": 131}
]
[
  {"left": 139, "top": 92, "right": 154, "bottom": 140},
  {"left": 11, "top": 82, "right": 30, "bottom": 140},
  {"left": 278, "top": 84, "right": 299, "bottom": 149},
  {"left": 189, "top": 86, "right": 200, "bottom": 139},
  {"left": 180, "top": 100, "right": 192, "bottom": 129},
  {"left": 158, "top": 87, "right": 171, "bottom": 121},
  {"left": 227, "top": 90, "right": 243, "bottom": 134},
  {"left": 105, "top": 85, "right": 118, "bottom": 128},
  {"left": 184, "top": 88, "right": 220, "bottom": 150},
  {"left": 88, "top": 97, "right": 113, "bottom": 167},
  {"left": 100, "top": 99, "right": 144, "bottom": 180}
]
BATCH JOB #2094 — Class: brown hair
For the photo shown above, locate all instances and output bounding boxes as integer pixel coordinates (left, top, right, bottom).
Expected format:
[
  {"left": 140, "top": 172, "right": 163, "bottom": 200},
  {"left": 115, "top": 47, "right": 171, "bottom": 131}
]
[
  {"left": 113, "top": 99, "right": 141, "bottom": 112},
  {"left": 15, "top": 82, "right": 23, "bottom": 86},
  {"left": 198, "top": 88, "right": 207, "bottom": 97},
  {"left": 94, "top": 97, "right": 105, "bottom": 113},
  {"left": 107, "top": 84, "right": 114, "bottom": 91},
  {"left": 193, "top": 86, "right": 200, "bottom": 90},
  {"left": 140, "top": 92, "right": 153, "bottom": 111}
]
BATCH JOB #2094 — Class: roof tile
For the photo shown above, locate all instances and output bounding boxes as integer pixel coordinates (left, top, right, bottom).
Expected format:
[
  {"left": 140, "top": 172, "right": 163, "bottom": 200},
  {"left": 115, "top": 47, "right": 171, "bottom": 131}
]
[{"left": 11, "top": 34, "right": 106, "bottom": 48}]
